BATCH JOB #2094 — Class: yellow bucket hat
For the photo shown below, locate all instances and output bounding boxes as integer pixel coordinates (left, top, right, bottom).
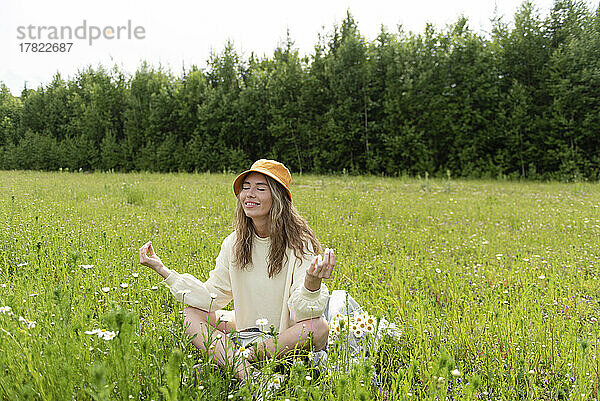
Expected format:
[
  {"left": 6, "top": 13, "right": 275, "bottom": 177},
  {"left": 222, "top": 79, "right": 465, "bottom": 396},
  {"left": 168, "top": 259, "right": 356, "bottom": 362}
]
[{"left": 233, "top": 159, "right": 292, "bottom": 201}]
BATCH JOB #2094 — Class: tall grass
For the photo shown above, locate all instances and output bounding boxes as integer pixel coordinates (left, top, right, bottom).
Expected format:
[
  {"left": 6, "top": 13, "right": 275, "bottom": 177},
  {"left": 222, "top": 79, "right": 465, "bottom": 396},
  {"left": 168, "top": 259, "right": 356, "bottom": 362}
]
[{"left": 0, "top": 171, "right": 599, "bottom": 400}]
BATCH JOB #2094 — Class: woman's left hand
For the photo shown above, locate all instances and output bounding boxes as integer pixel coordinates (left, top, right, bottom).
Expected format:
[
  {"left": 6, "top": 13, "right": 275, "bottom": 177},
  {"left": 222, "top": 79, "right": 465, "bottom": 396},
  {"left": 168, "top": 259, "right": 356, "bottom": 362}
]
[{"left": 304, "top": 248, "right": 335, "bottom": 291}]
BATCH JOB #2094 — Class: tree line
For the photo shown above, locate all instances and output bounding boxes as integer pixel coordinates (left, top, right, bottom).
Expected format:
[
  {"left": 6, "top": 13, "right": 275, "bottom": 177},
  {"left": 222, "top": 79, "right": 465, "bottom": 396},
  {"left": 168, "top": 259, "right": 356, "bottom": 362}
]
[{"left": 1, "top": 1, "right": 599, "bottom": 180}]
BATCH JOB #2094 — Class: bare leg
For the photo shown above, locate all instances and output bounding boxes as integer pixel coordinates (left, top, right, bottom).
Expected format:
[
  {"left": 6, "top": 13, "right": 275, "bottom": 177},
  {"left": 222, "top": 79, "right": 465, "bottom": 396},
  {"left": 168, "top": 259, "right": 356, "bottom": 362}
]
[
  {"left": 252, "top": 317, "right": 329, "bottom": 361},
  {"left": 183, "top": 307, "right": 328, "bottom": 377},
  {"left": 182, "top": 307, "right": 253, "bottom": 381}
]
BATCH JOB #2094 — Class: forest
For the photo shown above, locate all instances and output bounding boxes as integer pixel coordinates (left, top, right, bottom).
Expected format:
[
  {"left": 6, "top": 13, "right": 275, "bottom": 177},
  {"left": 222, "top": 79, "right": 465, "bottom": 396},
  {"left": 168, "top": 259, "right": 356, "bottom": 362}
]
[{"left": 1, "top": 0, "right": 598, "bottom": 180}]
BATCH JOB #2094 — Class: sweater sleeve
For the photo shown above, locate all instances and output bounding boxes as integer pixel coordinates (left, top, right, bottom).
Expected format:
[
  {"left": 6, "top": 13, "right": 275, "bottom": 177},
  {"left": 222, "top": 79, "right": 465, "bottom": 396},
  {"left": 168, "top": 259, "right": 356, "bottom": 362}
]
[
  {"left": 161, "top": 235, "right": 233, "bottom": 312},
  {"left": 287, "top": 252, "right": 330, "bottom": 323}
]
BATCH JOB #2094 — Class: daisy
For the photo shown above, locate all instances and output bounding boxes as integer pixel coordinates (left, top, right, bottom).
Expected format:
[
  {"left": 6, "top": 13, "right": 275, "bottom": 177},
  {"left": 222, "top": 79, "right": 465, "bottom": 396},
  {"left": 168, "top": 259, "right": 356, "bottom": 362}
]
[
  {"left": 238, "top": 346, "right": 251, "bottom": 358},
  {"left": 120, "top": 283, "right": 128, "bottom": 289},
  {"left": 80, "top": 264, "right": 94, "bottom": 270},
  {"left": 0, "top": 306, "right": 11, "bottom": 314},
  {"left": 102, "top": 287, "right": 110, "bottom": 293},
  {"left": 85, "top": 329, "right": 102, "bottom": 335},
  {"left": 256, "top": 318, "right": 269, "bottom": 332},
  {"left": 132, "top": 273, "right": 139, "bottom": 278},
  {"left": 354, "top": 329, "right": 363, "bottom": 338},
  {"left": 101, "top": 331, "right": 117, "bottom": 340}
]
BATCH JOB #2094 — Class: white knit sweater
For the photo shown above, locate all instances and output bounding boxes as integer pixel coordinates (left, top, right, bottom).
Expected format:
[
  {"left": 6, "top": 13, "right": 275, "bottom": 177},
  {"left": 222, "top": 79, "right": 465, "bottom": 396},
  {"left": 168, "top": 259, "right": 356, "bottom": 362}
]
[{"left": 162, "top": 232, "right": 329, "bottom": 333}]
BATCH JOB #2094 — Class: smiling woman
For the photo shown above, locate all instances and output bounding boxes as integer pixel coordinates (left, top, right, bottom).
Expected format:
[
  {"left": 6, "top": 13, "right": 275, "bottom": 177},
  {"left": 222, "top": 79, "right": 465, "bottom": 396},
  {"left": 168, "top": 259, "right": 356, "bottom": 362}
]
[{"left": 139, "top": 159, "right": 335, "bottom": 382}]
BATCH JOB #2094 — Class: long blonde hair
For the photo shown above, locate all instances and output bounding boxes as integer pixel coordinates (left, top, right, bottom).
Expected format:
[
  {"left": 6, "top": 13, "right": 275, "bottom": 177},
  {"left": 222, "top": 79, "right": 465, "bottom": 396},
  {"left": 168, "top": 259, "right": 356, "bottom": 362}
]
[{"left": 233, "top": 174, "right": 322, "bottom": 278}]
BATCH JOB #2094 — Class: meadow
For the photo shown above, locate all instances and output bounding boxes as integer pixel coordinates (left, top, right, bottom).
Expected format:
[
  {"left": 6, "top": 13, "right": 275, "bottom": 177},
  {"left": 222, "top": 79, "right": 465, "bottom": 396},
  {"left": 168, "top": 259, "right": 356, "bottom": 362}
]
[{"left": 0, "top": 170, "right": 599, "bottom": 400}]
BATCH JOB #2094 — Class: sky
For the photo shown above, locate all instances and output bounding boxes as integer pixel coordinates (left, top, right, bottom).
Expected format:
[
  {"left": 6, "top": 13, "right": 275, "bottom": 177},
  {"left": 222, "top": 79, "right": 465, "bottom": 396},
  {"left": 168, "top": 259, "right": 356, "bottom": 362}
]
[{"left": 0, "top": 0, "right": 589, "bottom": 96}]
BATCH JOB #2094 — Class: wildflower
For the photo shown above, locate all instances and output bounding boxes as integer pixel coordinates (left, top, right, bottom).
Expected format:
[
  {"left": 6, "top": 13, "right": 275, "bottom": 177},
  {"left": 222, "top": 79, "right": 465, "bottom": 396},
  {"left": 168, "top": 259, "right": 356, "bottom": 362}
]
[
  {"left": 451, "top": 369, "right": 461, "bottom": 377},
  {"left": 210, "top": 292, "right": 217, "bottom": 300},
  {"left": 228, "top": 395, "right": 234, "bottom": 400},
  {"left": 120, "top": 283, "right": 128, "bottom": 288},
  {"left": 354, "top": 329, "right": 363, "bottom": 338},
  {"left": 177, "top": 289, "right": 191, "bottom": 296},
  {"left": 100, "top": 330, "right": 117, "bottom": 340},
  {"left": 102, "top": 287, "right": 110, "bottom": 293},
  {"left": 437, "top": 376, "right": 445, "bottom": 383},
  {"left": 17, "top": 262, "right": 28, "bottom": 267},
  {"left": 365, "top": 315, "right": 375, "bottom": 325},
  {"left": 198, "top": 385, "right": 205, "bottom": 390},
  {"left": 436, "top": 268, "right": 442, "bottom": 273},
  {"left": 25, "top": 320, "right": 36, "bottom": 329},
  {"left": 528, "top": 369, "right": 536, "bottom": 375},
  {"left": 365, "top": 324, "right": 375, "bottom": 334},
  {"left": 538, "top": 275, "right": 546, "bottom": 280},
  {"left": 239, "top": 346, "right": 251, "bottom": 358},
  {"left": 85, "top": 329, "right": 102, "bottom": 335},
  {"left": 0, "top": 284, "right": 6, "bottom": 288},
  {"left": 151, "top": 285, "right": 158, "bottom": 290},
  {"left": 0, "top": 306, "right": 11, "bottom": 314},
  {"left": 256, "top": 318, "right": 268, "bottom": 332},
  {"left": 80, "top": 264, "right": 94, "bottom": 270},
  {"left": 305, "top": 375, "right": 312, "bottom": 381},
  {"left": 307, "top": 351, "right": 315, "bottom": 361},
  {"left": 132, "top": 273, "right": 139, "bottom": 278},
  {"left": 271, "top": 374, "right": 284, "bottom": 389}
]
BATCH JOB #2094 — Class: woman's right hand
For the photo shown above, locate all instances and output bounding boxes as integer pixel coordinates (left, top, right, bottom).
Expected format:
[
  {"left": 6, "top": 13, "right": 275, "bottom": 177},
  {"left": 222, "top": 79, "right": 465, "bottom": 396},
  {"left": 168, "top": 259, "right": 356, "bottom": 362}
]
[{"left": 139, "top": 241, "right": 170, "bottom": 278}]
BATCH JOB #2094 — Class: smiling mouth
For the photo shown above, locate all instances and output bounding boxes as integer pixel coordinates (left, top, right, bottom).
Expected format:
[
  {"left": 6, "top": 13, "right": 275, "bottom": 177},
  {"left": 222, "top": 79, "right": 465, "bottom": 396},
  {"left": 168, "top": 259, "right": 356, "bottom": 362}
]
[{"left": 245, "top": 201, "right": 260, "bottom": 207}]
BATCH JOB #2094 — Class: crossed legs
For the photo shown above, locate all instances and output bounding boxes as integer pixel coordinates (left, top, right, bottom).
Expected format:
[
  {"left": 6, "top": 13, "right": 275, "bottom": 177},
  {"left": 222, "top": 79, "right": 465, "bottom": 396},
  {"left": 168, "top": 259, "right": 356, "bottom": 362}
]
[{"left": 182, "top": 306, "right": 329, "bottom": 380}]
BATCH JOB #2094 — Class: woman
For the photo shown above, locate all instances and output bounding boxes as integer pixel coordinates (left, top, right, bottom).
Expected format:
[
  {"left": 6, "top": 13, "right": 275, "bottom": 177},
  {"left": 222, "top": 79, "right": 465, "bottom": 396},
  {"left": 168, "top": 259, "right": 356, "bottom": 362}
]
[{"left": 139, "top": 159, "right": 334, "bottom": 381}]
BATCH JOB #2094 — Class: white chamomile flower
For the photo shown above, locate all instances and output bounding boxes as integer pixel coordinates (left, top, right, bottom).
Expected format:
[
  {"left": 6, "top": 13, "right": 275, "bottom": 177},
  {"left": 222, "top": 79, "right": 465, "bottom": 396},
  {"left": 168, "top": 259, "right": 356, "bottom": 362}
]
[
  {"left": 210, "top": 292, "right": 217, "bottom": 300},
  {"left": 451, "top": 369, "right": 461, "bottom": 377},
  {"left": 239, "top": 346, "right": 251, "bottom": 358},
  {"left": 85, "top": 328, "right": 102, "bottom": 335},
  {"left": 151, "top": 285, "right": 158, "bottom": 290},
  {"left": 101, "top": 331, "right": 117, "bottom": 340},
  {"left": 132, "top": 273, "right": 139, "bottom": 278},
  {"left": 0, "top": 306, "right": 11, "bottom": 314},
  {"left": 102, "top": 287, "right": 110, "bottom": 293},
  {"left": 120, "top": 283, "right": 128, "bottom": 289},
  {"left": 256, "top": 318, "right": 269, "bottom": 331},
  {"left": 80, "top": 264, "right": 94, "bottom": 270}
]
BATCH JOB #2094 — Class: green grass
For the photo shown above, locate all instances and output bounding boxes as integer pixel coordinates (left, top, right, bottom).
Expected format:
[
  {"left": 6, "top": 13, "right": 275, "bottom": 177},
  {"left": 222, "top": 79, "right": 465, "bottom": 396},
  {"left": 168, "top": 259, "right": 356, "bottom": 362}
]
[{"left": 1, "top": 170, "right": 599, "bottom": 400}]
